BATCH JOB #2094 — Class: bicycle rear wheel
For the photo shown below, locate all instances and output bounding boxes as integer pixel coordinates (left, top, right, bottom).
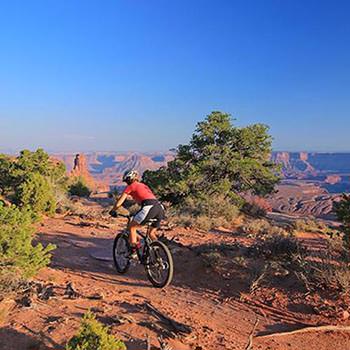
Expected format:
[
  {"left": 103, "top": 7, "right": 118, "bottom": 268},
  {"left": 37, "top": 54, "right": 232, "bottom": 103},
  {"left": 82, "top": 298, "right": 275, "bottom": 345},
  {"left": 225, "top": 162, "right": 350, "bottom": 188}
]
[
  {"left": 113, "top": 234, "right": 130, "bottom": 274},
  {"left": 145, "top": 241, "right": 174, "bottom": 288}
]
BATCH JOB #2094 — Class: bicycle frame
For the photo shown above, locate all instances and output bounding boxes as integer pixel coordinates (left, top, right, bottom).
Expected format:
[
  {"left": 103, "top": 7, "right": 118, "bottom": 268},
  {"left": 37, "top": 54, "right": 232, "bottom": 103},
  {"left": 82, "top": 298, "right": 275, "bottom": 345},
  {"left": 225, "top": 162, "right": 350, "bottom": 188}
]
[
  {"left": 119, "top": 213, "right": 154, "bottom": 241},
  {"left": 118, "top": 213, "right": 154, "bottom": 263}
]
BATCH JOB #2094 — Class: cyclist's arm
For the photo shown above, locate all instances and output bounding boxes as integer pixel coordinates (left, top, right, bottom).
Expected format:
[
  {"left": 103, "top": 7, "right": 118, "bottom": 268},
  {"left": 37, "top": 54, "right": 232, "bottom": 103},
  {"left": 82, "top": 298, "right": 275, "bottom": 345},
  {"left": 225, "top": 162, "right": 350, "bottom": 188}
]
[{"left": 112, "top": 192, "right": 128, "bottom": 211}]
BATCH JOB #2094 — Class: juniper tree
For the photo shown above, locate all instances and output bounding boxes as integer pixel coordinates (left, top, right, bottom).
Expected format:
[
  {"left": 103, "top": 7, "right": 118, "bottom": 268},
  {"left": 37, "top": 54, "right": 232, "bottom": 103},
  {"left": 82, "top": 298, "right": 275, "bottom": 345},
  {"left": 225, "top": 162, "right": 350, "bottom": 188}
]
[
  {"left": 0, "top": 204, "right": 55, "bottom": 280},
  {"left": 0, "top": 148, "right": 67, "bottom": 217},
  {"left": 334, "top": 194, "right": 350, "bottom": 250},
  {"left": 143, "top": 111, "right": 280, "bottom": 218}
]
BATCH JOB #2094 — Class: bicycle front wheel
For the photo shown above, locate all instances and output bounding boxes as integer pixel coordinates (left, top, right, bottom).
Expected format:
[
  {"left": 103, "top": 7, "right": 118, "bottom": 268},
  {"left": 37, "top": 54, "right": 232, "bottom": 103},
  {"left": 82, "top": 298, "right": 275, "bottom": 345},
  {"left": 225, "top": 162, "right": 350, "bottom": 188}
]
[
  {"left": 145, "top": 241, "right": 174, "bottom": 288},
  {"left": 113, "top": 234, "right": 130, "bottom": 274}
]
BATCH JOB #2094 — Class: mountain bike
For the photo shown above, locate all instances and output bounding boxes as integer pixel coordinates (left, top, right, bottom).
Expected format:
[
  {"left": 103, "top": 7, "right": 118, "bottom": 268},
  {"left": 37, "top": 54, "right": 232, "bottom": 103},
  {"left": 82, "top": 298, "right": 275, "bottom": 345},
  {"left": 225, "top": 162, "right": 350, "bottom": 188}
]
[{"left": 112, "top": 214, "right": 174, "bottom": 288}]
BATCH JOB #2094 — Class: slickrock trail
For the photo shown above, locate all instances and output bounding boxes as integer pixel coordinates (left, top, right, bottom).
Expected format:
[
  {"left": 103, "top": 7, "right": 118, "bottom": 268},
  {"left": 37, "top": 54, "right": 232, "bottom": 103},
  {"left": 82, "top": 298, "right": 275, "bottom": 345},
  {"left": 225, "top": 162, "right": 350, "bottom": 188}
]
[{"left": 1, "top": 200, "right": 349, "bottom": 350}]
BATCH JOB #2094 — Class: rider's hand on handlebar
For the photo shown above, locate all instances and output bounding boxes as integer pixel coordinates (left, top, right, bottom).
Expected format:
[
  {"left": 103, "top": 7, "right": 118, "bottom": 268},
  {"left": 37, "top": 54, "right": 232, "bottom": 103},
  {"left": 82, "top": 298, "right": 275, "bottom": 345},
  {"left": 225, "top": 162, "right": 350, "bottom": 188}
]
[{"left": 109, "top": 209, "right": 118, "bottom": 218}]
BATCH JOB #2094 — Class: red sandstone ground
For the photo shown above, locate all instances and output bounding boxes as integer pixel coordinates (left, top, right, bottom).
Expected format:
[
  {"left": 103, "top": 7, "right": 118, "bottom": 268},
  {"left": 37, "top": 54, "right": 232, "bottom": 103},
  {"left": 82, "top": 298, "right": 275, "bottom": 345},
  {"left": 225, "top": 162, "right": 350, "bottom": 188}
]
[{"left": 0, "top": 199, "right": 349, "bottom": 350}]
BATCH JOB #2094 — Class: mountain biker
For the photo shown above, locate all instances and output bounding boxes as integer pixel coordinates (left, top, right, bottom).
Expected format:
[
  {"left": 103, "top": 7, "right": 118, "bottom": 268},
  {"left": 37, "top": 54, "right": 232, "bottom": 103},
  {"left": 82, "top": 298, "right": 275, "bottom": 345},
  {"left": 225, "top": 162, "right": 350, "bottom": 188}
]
[{"left": 109, "top": 170, "right": 164, "bottom": 256}]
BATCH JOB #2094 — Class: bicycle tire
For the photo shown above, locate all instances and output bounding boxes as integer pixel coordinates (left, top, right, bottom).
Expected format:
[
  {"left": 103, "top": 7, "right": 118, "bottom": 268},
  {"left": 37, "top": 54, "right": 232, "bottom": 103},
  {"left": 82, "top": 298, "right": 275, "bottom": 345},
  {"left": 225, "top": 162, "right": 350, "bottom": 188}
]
[
  {"left": 145, "top": 241, "right": 174, "bottom": 288},
  {"left": 113, "top": 234, "right": 131, "bottom": 274}
]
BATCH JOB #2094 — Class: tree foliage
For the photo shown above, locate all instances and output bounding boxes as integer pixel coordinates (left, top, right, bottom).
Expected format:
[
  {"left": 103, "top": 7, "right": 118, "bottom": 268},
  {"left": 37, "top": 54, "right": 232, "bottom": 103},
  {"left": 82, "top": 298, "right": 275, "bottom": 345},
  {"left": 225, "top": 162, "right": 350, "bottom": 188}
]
[
  {"left": 66, "top": 312, "right": 126, "bottom": 350},
  {"left": 0, "top": 148, "right": 67, "bottom": 217},
  {"left": 0, "top": 204, "right": 55, "bottom": 280},
  {"left": 334, "top": 194, "right": 350, "bottom": 249},
  {"left": 14, "top": 173, "right": 57, "bottom": 218},
  {"left": 143, "top": 112, "right": 280, "bottom": 216},
  {"left": 68, "top": 177, "right": 91, "bottom": 198}
]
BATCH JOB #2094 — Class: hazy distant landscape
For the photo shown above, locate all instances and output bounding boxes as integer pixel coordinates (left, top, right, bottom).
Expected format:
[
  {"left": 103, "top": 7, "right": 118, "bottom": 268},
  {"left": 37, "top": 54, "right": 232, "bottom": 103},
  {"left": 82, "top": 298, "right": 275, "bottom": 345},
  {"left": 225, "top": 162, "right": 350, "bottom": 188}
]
[{"left": 53, "top": 150, "right": 350, "bottom": 220}]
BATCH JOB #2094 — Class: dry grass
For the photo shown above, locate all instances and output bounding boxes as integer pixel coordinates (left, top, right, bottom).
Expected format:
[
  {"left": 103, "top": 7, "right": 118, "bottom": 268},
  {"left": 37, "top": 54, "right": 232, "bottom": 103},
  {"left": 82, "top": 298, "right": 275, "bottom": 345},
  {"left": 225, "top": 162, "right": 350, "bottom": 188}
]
[
  {"left": 301, "top": 251, "right": 350, "bottom": 294},
  {"left": 0, "top": 299, "right": 14, "bottom": 326},
  {"left": 170, "top": 214, "right": 222, "bottom": 231},
  {"left": 201, "top": 252, "right": 223, "bottom": 268},
  {"left": 0, "top": 271, "right": 26, "bottom": 300},
  {"left": 293, "top": 219, "right": 329, "bottom": 234},
  {"left": 170, "top": 195, "right": 241, "bottom": 230},
  {"left": 239, "top": 219, "right": 290, "bottom": 238},
  {"left": 194, "top": 242, "right": 240, "bottom": 269},
  {"left": 247, "top": 234, "right": 304, "bottom": 260}
]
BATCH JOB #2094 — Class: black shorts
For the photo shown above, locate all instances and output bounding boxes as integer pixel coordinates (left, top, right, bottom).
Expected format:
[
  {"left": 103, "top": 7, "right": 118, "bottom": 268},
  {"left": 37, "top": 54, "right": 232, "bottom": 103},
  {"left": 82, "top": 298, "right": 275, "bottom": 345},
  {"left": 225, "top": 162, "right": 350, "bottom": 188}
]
[{"left": 133, "top": 199, "right": 165, "bottom": 228}]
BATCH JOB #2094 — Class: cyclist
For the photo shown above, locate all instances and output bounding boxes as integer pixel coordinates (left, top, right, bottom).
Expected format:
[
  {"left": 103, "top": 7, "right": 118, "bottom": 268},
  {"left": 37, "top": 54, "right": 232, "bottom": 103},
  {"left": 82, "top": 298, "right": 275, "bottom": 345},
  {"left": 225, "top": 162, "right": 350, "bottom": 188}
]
[{"left": 109, "top": 170, "right": 164, "bottom": 256}]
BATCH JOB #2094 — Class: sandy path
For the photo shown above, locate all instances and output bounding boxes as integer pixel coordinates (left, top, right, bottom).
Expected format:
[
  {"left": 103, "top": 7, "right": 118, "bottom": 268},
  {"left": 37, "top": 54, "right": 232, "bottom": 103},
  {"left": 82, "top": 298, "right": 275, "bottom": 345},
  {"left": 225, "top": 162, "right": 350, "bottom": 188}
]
[{"left": 1, "top": 208, "right": 349, "bottom": 350}]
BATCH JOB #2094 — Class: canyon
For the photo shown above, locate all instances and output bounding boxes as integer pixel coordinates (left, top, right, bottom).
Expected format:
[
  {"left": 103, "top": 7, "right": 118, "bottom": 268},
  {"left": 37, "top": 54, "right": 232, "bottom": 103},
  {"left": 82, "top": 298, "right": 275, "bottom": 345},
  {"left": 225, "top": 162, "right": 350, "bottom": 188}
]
[
  {"left": 54, "top": 151, "right": 350, "bottom": 219},
  {"left": 269, "top": 152, "right": 350, "bottom": 219}
]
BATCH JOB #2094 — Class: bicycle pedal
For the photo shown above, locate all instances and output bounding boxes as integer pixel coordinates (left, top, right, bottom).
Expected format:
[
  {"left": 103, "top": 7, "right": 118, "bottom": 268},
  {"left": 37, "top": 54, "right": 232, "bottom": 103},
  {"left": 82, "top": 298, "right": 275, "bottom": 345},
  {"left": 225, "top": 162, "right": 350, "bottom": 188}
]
[
  {"left": 129, "top": 252, "right": 138, "bottom": 259},
  {"left": 130, "top": 260, "right": 139, "bottom": 267}
]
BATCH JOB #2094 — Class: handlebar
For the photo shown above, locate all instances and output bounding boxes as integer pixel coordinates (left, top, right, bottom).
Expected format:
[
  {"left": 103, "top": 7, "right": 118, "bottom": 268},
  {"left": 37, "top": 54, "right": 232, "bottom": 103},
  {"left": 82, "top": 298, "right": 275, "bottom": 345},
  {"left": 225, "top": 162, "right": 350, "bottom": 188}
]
[
  {"left": 117, "top": 213, "right": 131, "bottom": 219},
  {"left": 109, "top": 209, "right": 131, "bottom": 219}
]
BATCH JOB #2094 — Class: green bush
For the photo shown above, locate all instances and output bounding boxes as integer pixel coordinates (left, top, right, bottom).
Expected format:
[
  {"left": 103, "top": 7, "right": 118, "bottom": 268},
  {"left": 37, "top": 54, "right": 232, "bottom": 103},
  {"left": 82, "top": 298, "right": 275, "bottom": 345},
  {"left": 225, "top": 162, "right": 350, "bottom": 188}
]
[
  {"left": 0, "top": 204, "right": 55, "bottom": 281},
  {"left": 66, "top": 312, "right": 126, "bottom": 350},
  {"left": 14, "top": 173, "right": 56, "bottom": 219},
  {"left": 333, "top": 194, "right": 350, "bottom": 250},
  {"left": 0, "top": 149, "right": 67, "bottom": 217},
  {"left": 68, "top": 177, "right": 91, "bottom": 198},
  {"left": 170, "top": 195, "right": 240, "bottom": 230}
]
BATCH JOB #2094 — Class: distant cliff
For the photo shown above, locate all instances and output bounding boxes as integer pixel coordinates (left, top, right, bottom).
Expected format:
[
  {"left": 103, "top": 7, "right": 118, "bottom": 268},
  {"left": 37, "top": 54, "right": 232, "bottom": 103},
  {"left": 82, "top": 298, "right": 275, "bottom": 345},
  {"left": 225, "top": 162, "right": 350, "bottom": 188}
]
[
  {"left": 53, "top": 151, "right": 173, "bottom": 189},
  {"left": 269, "top": 152, "right": 350, "bottom": 219},
  {"left": 272, "top": 152, "right": 350, "bottom": 176}
]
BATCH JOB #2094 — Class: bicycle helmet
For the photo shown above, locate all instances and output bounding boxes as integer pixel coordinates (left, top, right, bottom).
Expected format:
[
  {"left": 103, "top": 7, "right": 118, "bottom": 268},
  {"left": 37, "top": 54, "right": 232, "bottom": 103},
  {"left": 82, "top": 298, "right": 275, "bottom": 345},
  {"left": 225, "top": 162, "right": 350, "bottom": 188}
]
[{"left": 122, "top": 169, "right": 139, "bottom": 184}]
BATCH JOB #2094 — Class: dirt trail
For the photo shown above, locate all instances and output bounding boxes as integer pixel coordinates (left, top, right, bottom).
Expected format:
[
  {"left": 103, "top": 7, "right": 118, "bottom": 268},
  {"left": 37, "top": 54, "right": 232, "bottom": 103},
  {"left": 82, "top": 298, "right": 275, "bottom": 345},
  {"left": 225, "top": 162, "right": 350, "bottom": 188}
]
[{"left": 1, "top": 201, "right": 349, "bottom": 350}]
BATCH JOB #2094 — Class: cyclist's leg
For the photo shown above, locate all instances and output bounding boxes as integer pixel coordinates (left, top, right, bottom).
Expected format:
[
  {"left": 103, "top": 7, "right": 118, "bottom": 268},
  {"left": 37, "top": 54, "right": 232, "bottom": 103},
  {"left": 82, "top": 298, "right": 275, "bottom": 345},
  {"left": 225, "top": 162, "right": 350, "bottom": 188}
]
[
  {"left": 130, "top": 205, "right": 153, "bottom": 246},
  {"left": 149, "top": 226, "right": 158, "bottom": 241},
  {"left": 142, "top": 203, "right": 164, "bottom": 240},
  {"left": 128, "top": 220, "right": 142, "bottom": 246}
]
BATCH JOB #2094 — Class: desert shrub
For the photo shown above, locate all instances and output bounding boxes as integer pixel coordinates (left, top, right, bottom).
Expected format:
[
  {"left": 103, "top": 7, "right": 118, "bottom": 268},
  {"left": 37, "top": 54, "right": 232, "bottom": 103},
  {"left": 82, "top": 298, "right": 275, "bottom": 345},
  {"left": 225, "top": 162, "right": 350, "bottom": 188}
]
[
  {"left": 239, "top": 219, "right": 289, "bottom": 238},
  {"left": 293, "top": 219, "right": 328, "bottom": 233},
  {"left": 194, "top": 243, "right": 239, "bottom": 269},
  {"left": 300, "top": 250, "right": 350, "bottom": 294},
  {"left": 143, "top": 111, "right": 280, "bottom": 224},
  {"left": 0, "top": 204, "right": 55, "bottom": 283},
  {"left": 242, "top": 196, "right": 272, "bottom": 217},
  {"left": 169, "top": 195, "right": 240, "bottom": 230},
  {"left": 0, "top": 149, "right": 67, "bottom": 217},
  {"left": 333, "top": 267, "right": 350, "bottom": 293},
  {"left": 333, "top": 194, "right": 350, "bottom": 250},
  {"left": 242, "top": 202, "right": 267, "bottom": 218},
  {"left": 68, "top": 177, "right": 91, "bottom": 198},
  {"left": 14, "top": 173, "right": 56, "bottom": 219},
  {"left": 269, "top": 225, "right": 290, "bottom": 236},
  {"left": 325, "top": 233, "right": 346, "bottom": 256},
  {"left": 248, "top": 234, "right": 304, "bottom": 261},
  {"left": 193, "top": 215, "right": 215, "bottom": 231},
  {"left": 201, "top": 252, "right": 222, "bottom": 268},
  {"left": 55, "top": 190, "right": 73, "bottom": 214},
  {"left": 66, "top": 312, "right": 126, "bottom": 350},
  {"left": 170, "top": 214, "right": 193, "bottom": 228},
  {"left": 0, "top": 270, "right": 25, "bottom": 298},
  {"left": 240, "top": 219, "right": 270, "bottom": 237}
]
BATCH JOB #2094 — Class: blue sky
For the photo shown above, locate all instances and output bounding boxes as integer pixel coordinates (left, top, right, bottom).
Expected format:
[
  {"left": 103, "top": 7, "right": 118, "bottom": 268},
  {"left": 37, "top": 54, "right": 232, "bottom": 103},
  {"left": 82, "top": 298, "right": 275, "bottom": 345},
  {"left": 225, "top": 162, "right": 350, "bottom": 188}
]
[{"left": 0, "top": 0, "right": 349, "bottom": 152}]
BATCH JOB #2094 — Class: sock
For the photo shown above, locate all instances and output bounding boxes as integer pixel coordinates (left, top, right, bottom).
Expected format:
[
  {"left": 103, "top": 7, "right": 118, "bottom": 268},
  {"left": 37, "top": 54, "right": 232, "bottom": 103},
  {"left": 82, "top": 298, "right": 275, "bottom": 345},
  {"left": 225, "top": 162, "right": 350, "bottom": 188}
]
[{"left": 131, "top": 242, "right": 141, "bottom": 251}]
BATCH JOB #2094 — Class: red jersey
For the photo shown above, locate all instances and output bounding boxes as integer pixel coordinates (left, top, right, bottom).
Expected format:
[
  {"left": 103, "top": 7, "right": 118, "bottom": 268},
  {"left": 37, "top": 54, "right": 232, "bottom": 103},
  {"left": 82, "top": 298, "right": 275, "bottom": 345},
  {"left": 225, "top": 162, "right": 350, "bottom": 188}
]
[{"left": 123, "top": 181, "right": 156, "bottom": 204}]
